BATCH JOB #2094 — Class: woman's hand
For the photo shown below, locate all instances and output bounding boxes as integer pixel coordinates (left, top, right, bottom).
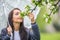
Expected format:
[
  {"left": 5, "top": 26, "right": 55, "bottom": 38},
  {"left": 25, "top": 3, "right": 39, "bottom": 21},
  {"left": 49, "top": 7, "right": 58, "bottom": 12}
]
[
  {"left": 7, "top": 25, "right": 12, "bottom": 35},
  {"left": 28, "top": 13, "right": 35, "bottom": 23}
]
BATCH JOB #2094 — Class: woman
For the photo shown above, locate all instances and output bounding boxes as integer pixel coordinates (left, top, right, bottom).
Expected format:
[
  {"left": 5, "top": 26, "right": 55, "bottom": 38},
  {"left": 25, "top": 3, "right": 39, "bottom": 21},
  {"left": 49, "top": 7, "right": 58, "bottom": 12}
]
[{"left": 1, "top": 8, "right": 40, "bottom": 40}]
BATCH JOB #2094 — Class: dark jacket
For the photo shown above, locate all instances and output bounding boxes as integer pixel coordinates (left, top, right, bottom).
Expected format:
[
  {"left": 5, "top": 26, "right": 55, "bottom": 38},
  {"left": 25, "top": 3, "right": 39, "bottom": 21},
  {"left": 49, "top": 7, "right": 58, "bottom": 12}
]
[{"left": 0, "top": 22, "right": 40, "bottom": 40}]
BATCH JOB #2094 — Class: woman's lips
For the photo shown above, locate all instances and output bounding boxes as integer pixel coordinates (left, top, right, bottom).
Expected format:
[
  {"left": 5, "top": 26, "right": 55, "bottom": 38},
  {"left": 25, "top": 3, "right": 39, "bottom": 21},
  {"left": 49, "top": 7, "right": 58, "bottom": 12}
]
[{"left": 17, "top": 18, "right": 22, "bottom": 19}]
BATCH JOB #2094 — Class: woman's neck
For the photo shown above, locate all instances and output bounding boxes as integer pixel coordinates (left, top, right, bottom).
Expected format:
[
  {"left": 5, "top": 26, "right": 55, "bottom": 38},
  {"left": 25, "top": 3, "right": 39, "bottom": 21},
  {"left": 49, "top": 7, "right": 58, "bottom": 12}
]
[{"left": 13, "top": 22, "right": 20, "bottom": 31}]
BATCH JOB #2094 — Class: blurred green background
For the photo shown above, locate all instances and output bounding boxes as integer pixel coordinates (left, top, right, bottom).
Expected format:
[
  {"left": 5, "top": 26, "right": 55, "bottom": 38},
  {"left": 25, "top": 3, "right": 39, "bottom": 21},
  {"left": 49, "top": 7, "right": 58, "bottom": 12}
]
[{"left": 36, "top": 6, "right": 60, "bottom": 40}]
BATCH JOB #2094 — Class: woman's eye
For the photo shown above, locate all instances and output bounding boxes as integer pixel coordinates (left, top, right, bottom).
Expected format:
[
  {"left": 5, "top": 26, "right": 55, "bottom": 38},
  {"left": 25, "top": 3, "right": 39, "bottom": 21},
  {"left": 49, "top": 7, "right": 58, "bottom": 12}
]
[{"left": 15, "top": 12, "right": 19, "bottom": 15}]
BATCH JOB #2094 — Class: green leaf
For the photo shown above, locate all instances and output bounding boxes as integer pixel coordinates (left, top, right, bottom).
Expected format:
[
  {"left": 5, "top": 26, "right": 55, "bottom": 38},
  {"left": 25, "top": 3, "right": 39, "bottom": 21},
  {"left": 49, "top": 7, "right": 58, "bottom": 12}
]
[{"left": 20, "top": 5, "right": 31, "bottom": 18}]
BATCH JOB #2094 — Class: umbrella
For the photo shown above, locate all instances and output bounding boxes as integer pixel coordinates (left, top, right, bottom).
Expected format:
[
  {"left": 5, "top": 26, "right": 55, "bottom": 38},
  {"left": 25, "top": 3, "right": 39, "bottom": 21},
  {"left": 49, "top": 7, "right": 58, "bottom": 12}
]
[{"left": 0, "top": 0, "right": 40, "bottom": 32}]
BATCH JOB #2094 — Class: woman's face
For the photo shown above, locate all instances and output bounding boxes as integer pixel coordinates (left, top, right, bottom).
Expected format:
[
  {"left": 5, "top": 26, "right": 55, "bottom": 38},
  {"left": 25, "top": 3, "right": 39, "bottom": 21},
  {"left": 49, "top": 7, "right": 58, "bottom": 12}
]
[{"left": 12, "top": 9, "right": 23, "bottom": 23}]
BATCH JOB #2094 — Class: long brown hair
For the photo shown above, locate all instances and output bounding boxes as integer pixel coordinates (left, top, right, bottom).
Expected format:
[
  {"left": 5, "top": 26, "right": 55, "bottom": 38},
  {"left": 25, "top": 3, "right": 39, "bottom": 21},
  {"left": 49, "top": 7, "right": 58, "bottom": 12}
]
[{"left": 8, "top": 8, "right": 27, "bottom": 40}]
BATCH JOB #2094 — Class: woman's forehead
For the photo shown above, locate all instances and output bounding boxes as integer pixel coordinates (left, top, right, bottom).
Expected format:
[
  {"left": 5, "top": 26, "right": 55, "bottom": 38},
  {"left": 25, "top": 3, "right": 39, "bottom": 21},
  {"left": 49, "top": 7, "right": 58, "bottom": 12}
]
[{"left": 14, "top": 9, "right": 20, "bottom": 12}]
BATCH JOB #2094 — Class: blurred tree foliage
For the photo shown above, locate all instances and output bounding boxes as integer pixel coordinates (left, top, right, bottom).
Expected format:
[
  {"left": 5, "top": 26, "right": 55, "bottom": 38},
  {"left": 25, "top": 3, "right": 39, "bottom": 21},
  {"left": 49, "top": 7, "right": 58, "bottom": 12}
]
[
  {"left": 20, "top": 0, "right": 59, "bottom": 23},
  {"left": 32, "top": 0, "right": 59, "bottom": 23},
  {"left": 20, "top": 0, "right": 59, "bottom": 31},
  {"left": 32, "top": 0, "right": 59, "bottom": 31}
]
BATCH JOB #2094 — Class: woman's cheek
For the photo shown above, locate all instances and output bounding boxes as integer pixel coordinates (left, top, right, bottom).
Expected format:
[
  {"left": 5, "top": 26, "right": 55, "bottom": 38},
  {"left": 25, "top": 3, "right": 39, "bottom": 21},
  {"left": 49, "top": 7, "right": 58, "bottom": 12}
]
[
  {"left": 19, "top": 18, "right": 23, "bottom": 22},
  {"left": 13, "top": 15, "right": 23, "bottom": 22},
  {"left": 12, "top": 17, "right": 17, "bottom": 22}
]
